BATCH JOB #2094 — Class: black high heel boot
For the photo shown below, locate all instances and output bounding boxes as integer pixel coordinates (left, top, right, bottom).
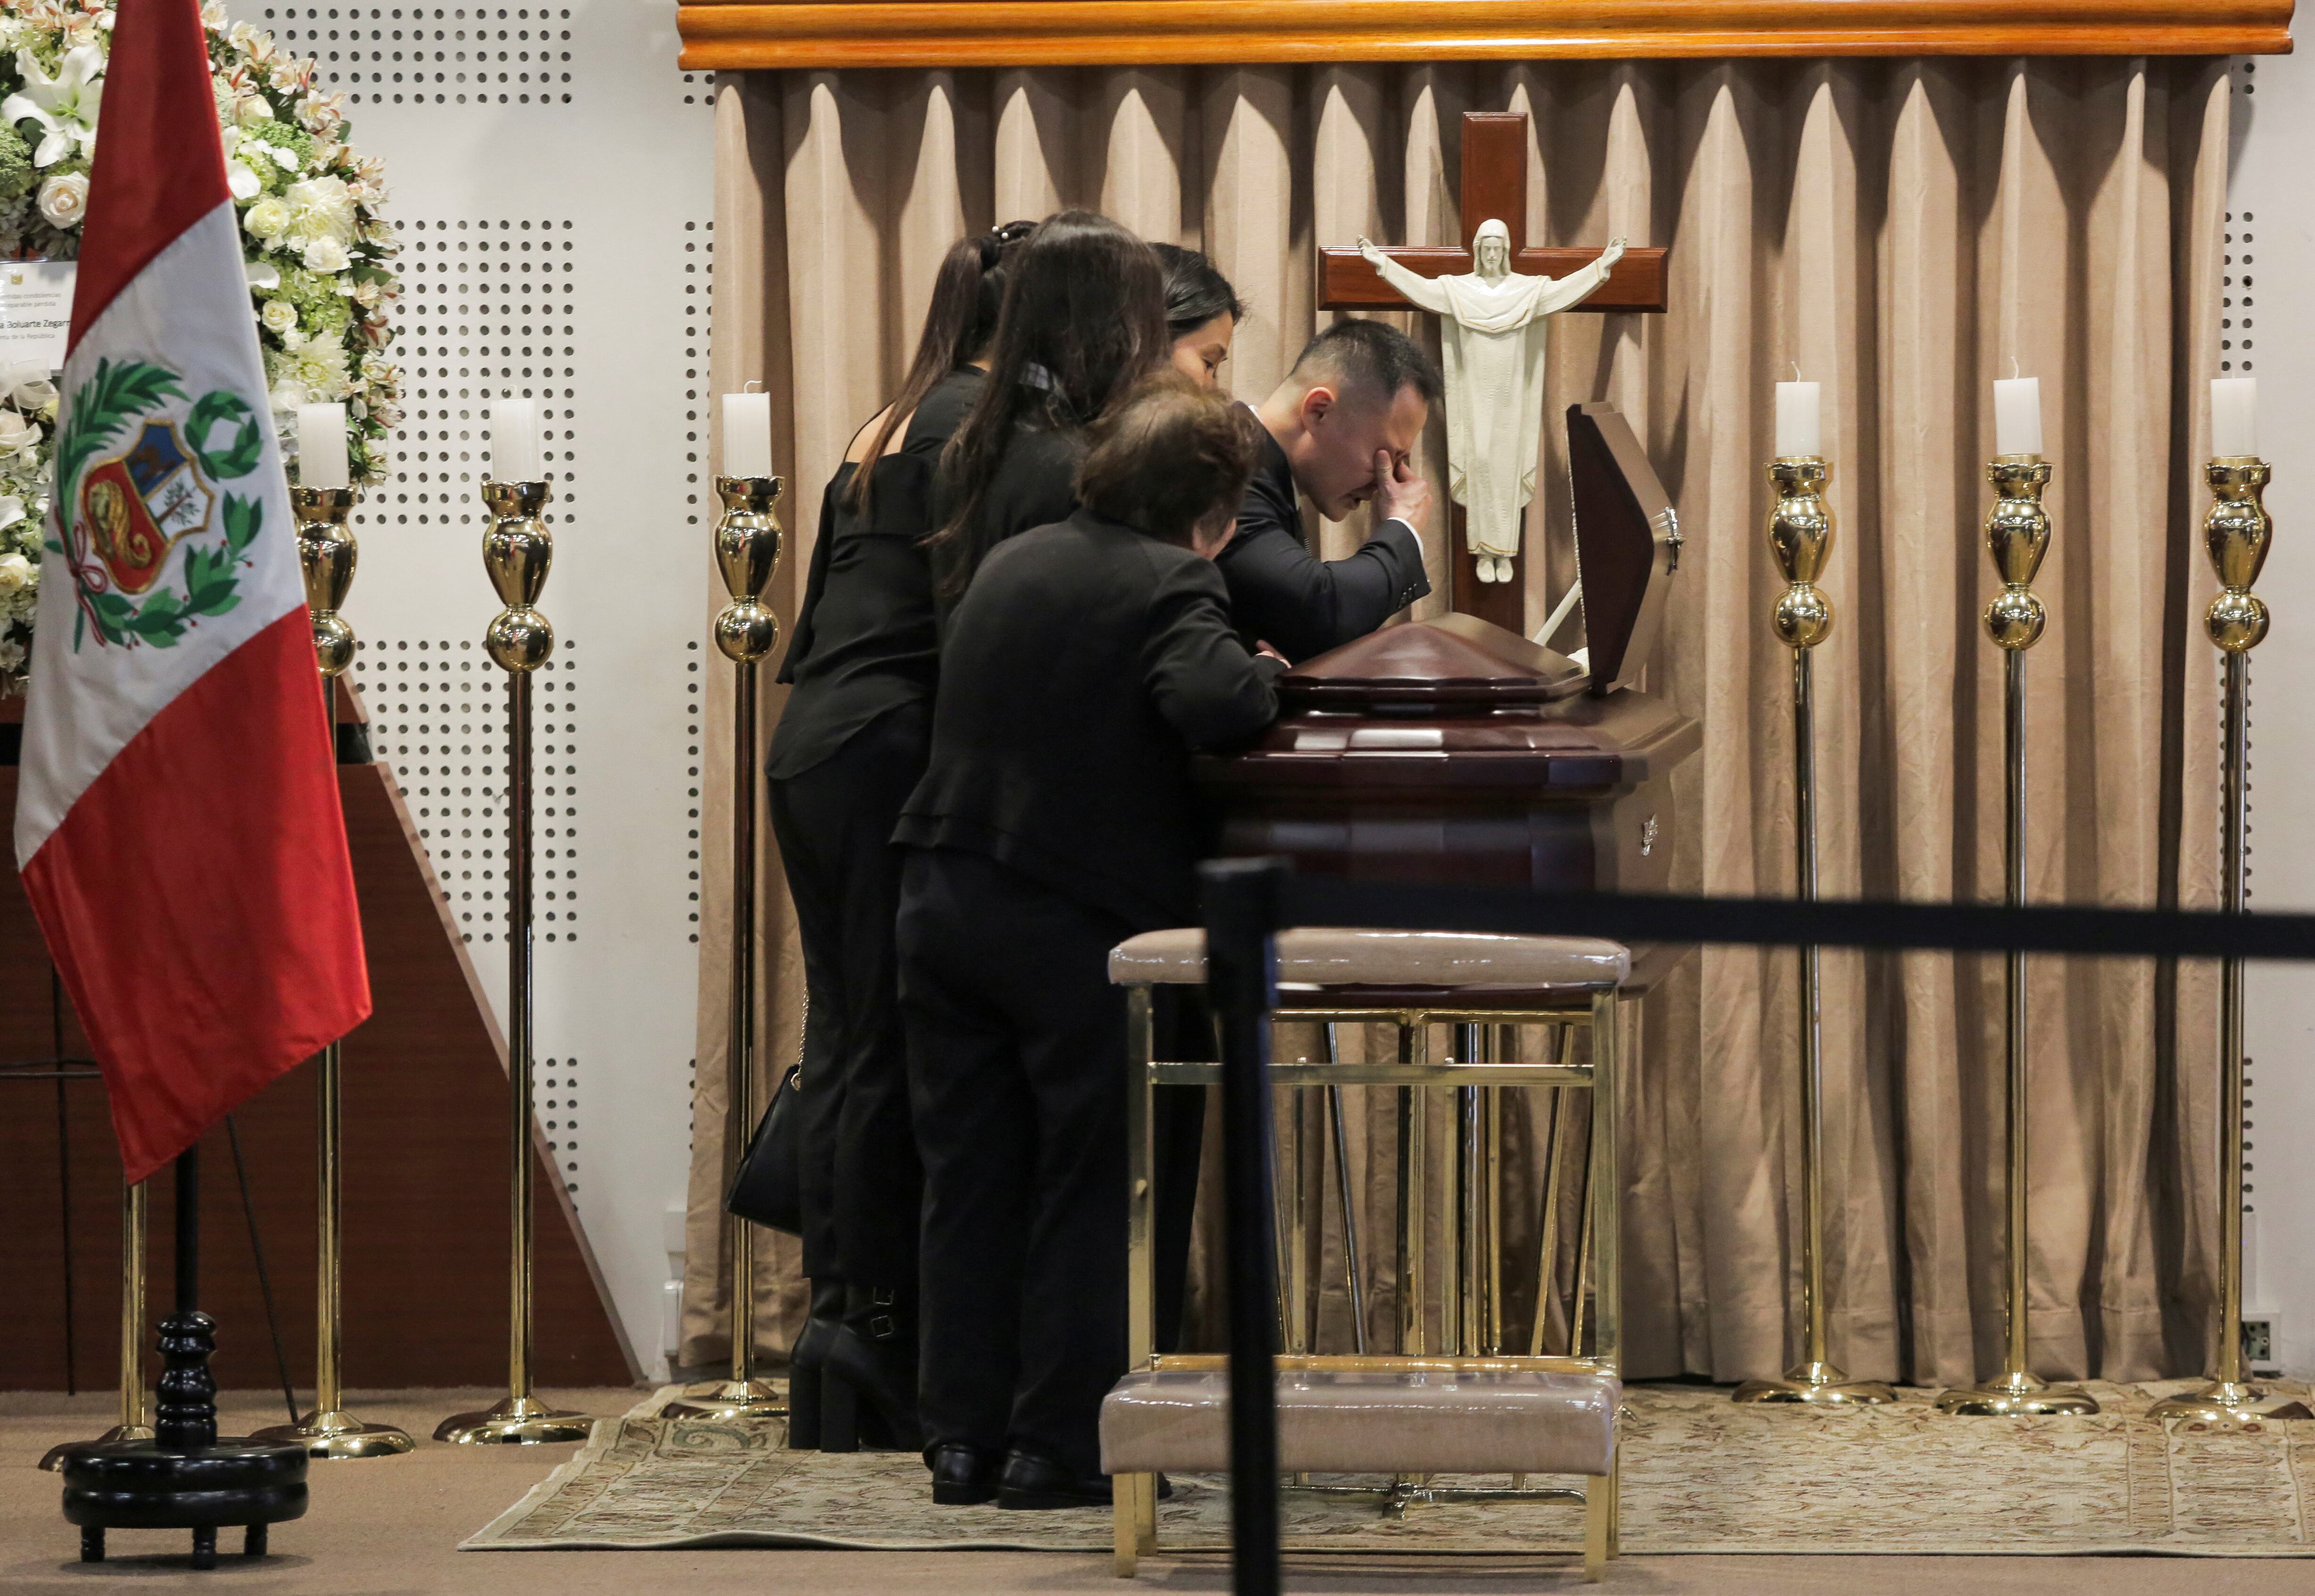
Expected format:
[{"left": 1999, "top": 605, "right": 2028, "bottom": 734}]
[
  {"left": 824, "top": 1283, "right": 921, "bottom": 1452},
  {"left": 785, "top": 1277, "right": 846, "bottom": 1451}
]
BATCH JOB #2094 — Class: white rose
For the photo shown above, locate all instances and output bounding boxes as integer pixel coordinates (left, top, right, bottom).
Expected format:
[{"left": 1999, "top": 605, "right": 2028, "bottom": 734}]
[
  {"left": 260, "top": 298, "right": 298, "bottom": 335},
  {"left": 300, "top": 235, "right": 350, "bottom": 274},
  {"left": 35, "top": 172, "right": 88, "bottom": 229},
  {"left": 234, "top": 94, "right": 271, "bottom": 128},
  {"left": 225, "top": 158, "right": 260, "bottom": 201},
  {"left": 244, "top": 196, "right": 289, "bottom": 241},
  {"left": 0, "top": 495, "right": 22, "bottom": 533},
  {"left": 0, "top": 553, "right": 31, "bottom": 593}
]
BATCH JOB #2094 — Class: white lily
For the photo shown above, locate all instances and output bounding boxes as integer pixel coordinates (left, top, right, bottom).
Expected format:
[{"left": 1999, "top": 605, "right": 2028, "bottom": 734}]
[
  {"left": 2, "top": 45, "right": 105, "bottom": 168},
  {"left": 0, "top": 496, "right": 23, "bottom": 535}
]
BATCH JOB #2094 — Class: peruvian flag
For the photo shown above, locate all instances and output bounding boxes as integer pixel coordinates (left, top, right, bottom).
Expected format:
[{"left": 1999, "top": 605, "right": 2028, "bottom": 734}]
[{"left": 14, "top": 0, "right": 369, "bottom": 1183}]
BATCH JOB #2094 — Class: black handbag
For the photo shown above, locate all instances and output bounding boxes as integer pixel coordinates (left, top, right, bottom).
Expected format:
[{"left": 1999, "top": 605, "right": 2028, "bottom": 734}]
[{"left": 725, "top": 1062, "right": 804, "bottom": 1235}]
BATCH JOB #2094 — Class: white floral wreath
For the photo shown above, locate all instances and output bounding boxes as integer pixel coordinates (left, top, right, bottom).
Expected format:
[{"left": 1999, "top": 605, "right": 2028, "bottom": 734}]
[{"left": 0, "top": 0, "right": 399, "bottom": 691}]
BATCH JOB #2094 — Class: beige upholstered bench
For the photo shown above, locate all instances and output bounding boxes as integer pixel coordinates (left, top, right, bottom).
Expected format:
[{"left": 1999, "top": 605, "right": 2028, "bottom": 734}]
[{"left": 1106, "top": 927, "right": 1632, "bottom": 1580}]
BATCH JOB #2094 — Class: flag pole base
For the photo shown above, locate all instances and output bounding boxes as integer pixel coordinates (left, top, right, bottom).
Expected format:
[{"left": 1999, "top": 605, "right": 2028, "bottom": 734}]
[{"left": 40, "top": 1425, "right": 154, "bottom": 1473}]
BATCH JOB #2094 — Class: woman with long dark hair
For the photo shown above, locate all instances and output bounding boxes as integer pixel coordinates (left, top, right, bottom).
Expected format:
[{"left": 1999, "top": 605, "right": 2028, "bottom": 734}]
[
  {"left": 1151, "top": 242, "right": 1241, "bottom": 390},
  {"left": 766, "top": 219, "right": 1031, "bottom": 1455},
  {"left": 925, "top": 210, "right": 1170, "bottom": 605}
]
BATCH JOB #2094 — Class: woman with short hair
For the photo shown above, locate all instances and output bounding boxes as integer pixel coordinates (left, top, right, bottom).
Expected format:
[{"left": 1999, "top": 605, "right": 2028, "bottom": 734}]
[{"left": 898, "top": 376, "right": 1286, "bottom": 1509}]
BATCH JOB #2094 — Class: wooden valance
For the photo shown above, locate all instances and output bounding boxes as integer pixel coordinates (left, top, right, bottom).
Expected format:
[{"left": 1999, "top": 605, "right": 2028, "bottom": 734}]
[{"left": 676, "top": 0, "right": 2292, "bottom": 71}]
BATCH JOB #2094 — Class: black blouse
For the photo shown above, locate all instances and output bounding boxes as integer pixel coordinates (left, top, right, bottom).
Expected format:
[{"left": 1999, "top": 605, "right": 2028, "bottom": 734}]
[{"left": 767, "top": 368, "right": 983, "bottom": 780}]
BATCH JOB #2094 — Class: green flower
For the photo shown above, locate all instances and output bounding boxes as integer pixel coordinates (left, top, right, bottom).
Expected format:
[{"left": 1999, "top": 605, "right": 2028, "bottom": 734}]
[
  {"left": 0, "top": 122, "right": 31, "bottom": 203},
  {"left": 238, "top": 119, "right": 313, "bottom": 193}
]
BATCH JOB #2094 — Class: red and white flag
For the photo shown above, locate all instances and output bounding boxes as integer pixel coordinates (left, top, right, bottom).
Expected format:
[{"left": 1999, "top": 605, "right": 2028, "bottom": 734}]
[{"left": 14, "top": 0, "right": 369, "bottom": 1183}]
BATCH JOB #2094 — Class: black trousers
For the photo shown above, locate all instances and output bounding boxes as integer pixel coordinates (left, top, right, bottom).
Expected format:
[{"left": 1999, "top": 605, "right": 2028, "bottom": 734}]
[
  {"left": 766, "top": 703, "right": 928, "bottom": 1285},
  {"left": 898, "top": 847, "right": 1135, "bottom": 1478}
]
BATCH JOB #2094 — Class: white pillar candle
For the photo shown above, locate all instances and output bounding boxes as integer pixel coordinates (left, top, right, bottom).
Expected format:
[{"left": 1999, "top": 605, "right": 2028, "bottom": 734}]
[
  {"left": 721, "top": 392, "right": 774, "bottom": 480},
  {"left": 297, "top": 402, "right": 349, "bottom": 490},
  {"left": 1993, "top": 376, "right": 2042, "bottom": 457},
  {"left": 1774, "top": 380, "right": 1821, "bottom": 458},
  {"left": 489, "top": 396, "right": 542, "bottom": 483},
  {"left": 2211, "top": 376, "right": 2259, "bottom": 458}
]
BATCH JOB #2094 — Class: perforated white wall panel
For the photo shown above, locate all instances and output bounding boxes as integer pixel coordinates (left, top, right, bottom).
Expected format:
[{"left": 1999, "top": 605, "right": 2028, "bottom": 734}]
[{"left": 229, "top": 0, "right": 714, "bottom": 1375}]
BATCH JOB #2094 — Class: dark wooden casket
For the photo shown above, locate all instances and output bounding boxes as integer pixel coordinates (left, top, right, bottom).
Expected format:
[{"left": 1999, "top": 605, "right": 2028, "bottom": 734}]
[{"left": 1196, "top": 402, "right": 1698, "bottom": 892}]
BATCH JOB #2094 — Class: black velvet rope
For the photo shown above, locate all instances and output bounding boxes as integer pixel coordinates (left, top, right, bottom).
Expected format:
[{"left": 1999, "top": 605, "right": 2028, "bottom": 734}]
[{"left": 1196, "top": 857, "right": 2315, "bottom": 1596}]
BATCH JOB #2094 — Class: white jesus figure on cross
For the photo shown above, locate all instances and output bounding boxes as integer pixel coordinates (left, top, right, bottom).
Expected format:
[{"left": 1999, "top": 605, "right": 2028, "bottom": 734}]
[{"left": 1360, "top": 219, "right": 1626, "bottom": 583}]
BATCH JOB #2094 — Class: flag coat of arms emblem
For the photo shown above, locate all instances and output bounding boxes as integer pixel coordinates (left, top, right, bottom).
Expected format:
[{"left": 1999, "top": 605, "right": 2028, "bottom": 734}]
[{"left": 13, "top": 0, "right": 370, "bottom": 1183}]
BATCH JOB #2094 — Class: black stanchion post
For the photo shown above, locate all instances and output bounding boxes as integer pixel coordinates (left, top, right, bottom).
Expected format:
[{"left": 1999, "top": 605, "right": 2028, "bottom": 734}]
[{"left": 1202, "top": 858, "right": 1286, "bottom": 1596}]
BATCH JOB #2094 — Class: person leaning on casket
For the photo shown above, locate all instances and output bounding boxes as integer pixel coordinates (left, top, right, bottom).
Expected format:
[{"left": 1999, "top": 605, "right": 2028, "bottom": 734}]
[
  {"left": 894, "top": 374, "right": 1287, "bottom": 1511},
  {"left": 1220, "top": 318, "right": 1442, "bottom": 663}
]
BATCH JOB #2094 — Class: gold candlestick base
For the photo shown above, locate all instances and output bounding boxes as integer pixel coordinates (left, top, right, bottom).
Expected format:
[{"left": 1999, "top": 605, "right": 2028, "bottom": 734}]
[
  {"left": 433, "top": 1393, "right": 593, "bottom": 1447},
  {"left": 2145, "top": 1380, "right": 2312, "bottom": 1424},
  {"left": 1734, "top": 1360, "right": 1896, "bottom": 1406},
  {"left": 661, "top": 1378, "right": 787, "bottom": 1423},
  {"left": 1934, "top": 1370, "right": 2098, "bottom": 1417},
  {"left": 252, "top": 1408, "right": 418, "bottom": 1460}
]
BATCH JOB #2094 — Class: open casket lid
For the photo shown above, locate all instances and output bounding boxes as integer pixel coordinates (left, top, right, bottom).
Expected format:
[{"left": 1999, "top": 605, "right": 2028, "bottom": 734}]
[
  {"left": 1277, "top": 611, "right": 1586, "bottom": 713},
  {"left": 1568, "top": 401, "right": 1680, "bottom": 695}
]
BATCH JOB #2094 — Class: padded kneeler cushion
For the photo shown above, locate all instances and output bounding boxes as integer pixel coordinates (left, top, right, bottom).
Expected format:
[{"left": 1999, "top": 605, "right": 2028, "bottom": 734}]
[{"left": 1100, "top": 1367, "right": 1619, "bottom": 1478}]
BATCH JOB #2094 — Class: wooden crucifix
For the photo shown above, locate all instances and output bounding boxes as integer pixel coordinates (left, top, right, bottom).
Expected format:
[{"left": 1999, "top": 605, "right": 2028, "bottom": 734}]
[{"left": 1320, "top": 111, "right": 1668, "bottom": 638}]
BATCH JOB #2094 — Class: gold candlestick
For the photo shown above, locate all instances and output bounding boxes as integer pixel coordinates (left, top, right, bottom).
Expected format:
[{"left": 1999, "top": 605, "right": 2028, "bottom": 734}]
[
  {"left": 437, "top": 479, "right": 593, "bottom": 1446},
  {"left": 41, "top": 1182, "right": 153, "bottom": 1471},
  {"left": 1737, "top": 457, "right": 1892, "bottom": 1406},
  {"left": 1937, "top": 455, "right": 2097, "bottom": 1417},
  {"left": 254, "top": 486, "right": 414, "bottom": 1460},
  {"left": 663, "top": 474, "right": 787, "bottom": 1423},
  {"left": 2150, "top": 458, "right": 2310, "bottom": 1424}
]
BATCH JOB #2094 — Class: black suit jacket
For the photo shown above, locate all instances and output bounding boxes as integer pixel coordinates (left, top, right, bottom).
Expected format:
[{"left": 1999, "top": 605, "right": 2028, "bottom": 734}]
[
  {"left": 895, "top": 508, "right": 1286, "bottom": 929},
  {"left": 1214, "top": 420, "right": 1429, "bottom": 663}
]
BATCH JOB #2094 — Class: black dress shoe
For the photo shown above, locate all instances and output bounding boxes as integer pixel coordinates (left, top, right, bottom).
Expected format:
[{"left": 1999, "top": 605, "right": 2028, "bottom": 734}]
[
  {"left": 927, "top": 1442, "right": 1001, "bottom": 1506},
  {"left": 996, "top": 1448, "right": 1175, "bottom": 1510}
]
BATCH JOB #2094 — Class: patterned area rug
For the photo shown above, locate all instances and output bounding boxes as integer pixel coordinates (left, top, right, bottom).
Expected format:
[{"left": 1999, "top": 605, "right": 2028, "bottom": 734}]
[{"left": 464, "top": 1381, "right": 2315, "bottom": 1556}]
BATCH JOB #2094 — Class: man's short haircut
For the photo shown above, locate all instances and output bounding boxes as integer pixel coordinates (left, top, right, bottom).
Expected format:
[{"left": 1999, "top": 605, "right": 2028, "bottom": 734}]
[
  {"left": 1076, "top": 373, "right": 1264, "bottom": 546},
  {"left": 1287, "top": 318, "right": 1444, "bottom": 409}
]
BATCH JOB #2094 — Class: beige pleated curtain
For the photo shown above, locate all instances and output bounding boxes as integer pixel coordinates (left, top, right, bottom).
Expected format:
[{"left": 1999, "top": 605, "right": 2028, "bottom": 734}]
[{"left": 682, "top": 56, "right": 2232, "bottom": 1389}]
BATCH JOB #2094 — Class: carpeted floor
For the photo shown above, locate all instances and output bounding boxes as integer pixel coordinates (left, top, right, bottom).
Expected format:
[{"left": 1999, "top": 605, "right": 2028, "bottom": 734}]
[
  {"left": 470, "top": 1381, "right": 2315, "bottom": 1557},
  {"left": 8, "top": 1385, "right": 2315, "bottom": 1594}
]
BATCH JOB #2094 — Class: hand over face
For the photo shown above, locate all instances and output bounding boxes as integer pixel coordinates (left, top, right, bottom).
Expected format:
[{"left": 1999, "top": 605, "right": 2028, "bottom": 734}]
[{"left": 1374, "top": 448, "right": 1431, "bottom": 532}]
